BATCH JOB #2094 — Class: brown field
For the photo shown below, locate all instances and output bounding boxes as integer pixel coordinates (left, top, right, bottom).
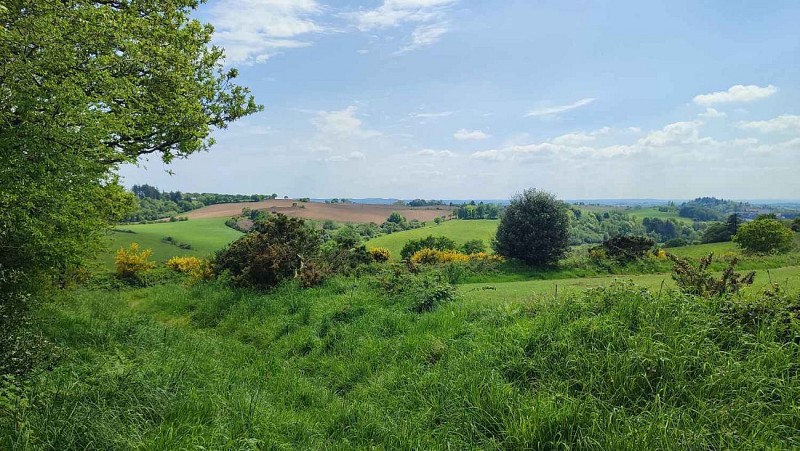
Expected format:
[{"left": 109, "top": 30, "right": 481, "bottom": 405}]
[{"left": 184, "top": 200, "right": 453, "bottom": 224}]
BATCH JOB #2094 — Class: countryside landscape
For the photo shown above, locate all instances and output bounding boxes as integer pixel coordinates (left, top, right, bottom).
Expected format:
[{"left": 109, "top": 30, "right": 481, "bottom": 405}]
[{"left": 3, "top": 1, "right": 800, "bottom": 450}]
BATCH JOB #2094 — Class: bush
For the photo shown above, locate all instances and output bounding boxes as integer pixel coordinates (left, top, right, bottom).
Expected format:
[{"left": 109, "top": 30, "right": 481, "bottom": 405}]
[
  {"left": 733, "top": 218, "right": 794, "bottom": 254},
  {"left": 400, "top": 235, "right": 457, "bottom": 260},
  {"left": 114, "top": 243, "right": 155, "bottom": 280},
  {"left": 668, "top": 253, "right": 755, "bottom": 297},
  {"left": 594, "top": 235, "right": 655, "bottom": 263},
  {"left": 461, "top": 239, "right": 487, "bottom": 254},
  {"left": 792, "top": 218, "right": 800, "bottom": 232},
  {"left": 493, "top": 189, "right": 569, "bottom": 266},
  {"left": 663, "top": 237, "right": 688, "bottom": 248},
  {"left": 368, "top": 247, "right": 391, "bottom": 263},
  {"left": 166, "top": 256, "right": 212, "bottom": 281},
  {"left": 212, "top": 214, "right": 321, "bottom": 290},
  {"left": 410, "top": 249, "right": 503, "bottom": 265}
]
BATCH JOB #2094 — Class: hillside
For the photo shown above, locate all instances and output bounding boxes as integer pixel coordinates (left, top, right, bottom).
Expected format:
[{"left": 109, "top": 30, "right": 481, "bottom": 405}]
[
  {"left": 184, "top": 199, "right": 452, "bottom": 224},
  {"left": 366, "top": 219, "right": 499, "bottom": 258}
]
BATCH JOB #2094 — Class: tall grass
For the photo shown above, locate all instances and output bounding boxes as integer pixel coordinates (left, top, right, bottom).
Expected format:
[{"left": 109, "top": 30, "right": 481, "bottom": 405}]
[{"left": 3, "top": 276, "right": 799, "bottom": 449}]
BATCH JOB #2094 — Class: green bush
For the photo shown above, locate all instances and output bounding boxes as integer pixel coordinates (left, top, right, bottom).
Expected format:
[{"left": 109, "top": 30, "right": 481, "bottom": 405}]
[
  {"left": 461, "top": 239, "right": 487, "bottom": 255},
  {"left": 733, "top": 218, "right": 794, "bottom": 254},
  {"left": 594, "top": 235, "right": 655, "bottom": 263},
  {"left": 493, "top": 189, "right": 570, "bottom": 266}
]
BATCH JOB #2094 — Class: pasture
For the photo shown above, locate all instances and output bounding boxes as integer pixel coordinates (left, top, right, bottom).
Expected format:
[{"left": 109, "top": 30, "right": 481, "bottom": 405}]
[{"left": 366, "top": 219, "right": 499, "bottom": 258}]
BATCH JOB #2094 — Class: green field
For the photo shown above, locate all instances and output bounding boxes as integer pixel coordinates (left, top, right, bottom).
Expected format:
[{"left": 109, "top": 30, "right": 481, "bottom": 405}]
[
  {"left": 623, "top": 206, "right": 695, "bottom": 224},
  {"left": 366, "top": 219, "right": 499, "bottom": 258},
  {"left": 101, "top": 218, "right": 242, "bottom": 268}
]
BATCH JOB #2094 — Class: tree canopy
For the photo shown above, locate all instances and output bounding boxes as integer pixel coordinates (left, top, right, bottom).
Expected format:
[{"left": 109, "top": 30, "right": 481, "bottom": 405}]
[{"left": 0, "top": 0, "right": 260, "bottom": 278}]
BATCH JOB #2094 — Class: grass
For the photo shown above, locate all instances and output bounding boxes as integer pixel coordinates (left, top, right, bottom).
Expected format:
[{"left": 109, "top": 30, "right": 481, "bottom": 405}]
[
  {"left": 366, "top": 219, "right": 499, "bottom": 259},
  {"left": 623, "top": 206, "right": 694, "bottom": 224},
  {"left": 99, "top": 218, "right": 242, "bottom": 268},
  {"left": 4, "top": 274, "right": 800, "bottom": 449}
]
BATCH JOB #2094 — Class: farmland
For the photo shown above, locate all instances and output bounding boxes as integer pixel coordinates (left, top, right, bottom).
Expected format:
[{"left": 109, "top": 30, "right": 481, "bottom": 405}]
[
  {"left": 184, "top": 199, "right": 452, "bottom": 224},
  {"left": 366, "top": 219, "right": 499, "bottom": 258}
]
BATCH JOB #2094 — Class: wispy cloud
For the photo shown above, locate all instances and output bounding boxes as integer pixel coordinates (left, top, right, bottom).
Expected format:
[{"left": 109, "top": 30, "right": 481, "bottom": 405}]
[
  {"left": 312, "top": 106, "right": 381, "bottom": 139},
  {"left": 525, "top": 98, "right": 596, "bottom": 117},
  {"left": 209, "top": 0, "right": 323, "bottom": 65},
  {"left": 698, "top": 108, "right": 726, "bottom": 118},
  {"left": 410, "top": 111, "right": 454, "bottom": 119},
  {"left": 738, "top": 114, "right": 800, "bottom": 133},
  {"left": 395, "top": 23, "right": 449, "bottom": 54},
  {"left": 453, "top": 129, "right": 490, "bottom": 140},
  {"left": 693, "top": 84, "right": 777, "bottom": 106},
  {"left": 415, "top": 149, "right": 456, "bottom": 157}
]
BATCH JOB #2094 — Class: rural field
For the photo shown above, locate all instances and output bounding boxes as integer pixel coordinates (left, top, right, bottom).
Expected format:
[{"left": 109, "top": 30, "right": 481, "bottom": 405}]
[
  {"left": 184, "top": 199, "right": 452, "bottom": 223},
  {"left": 5, "top": 1, "right": 800, "bottom": 449}
]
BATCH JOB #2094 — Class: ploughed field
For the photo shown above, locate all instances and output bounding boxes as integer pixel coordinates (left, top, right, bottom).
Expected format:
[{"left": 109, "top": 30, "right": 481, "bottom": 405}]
[{"left": 184, "top": 199, "right": 452, "bottom": 224}]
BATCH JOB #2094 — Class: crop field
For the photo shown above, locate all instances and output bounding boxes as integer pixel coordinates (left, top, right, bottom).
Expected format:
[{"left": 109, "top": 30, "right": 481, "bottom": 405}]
[
  {"left": 183, "top": 199, "right": 452, "bottom": 224},
  {"left": 366, "top": 219, "right": 499, "bottom": 258}
]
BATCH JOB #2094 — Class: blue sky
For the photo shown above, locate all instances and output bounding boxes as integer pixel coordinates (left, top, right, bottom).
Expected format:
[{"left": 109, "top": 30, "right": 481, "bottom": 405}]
[{"left": 121, "top": 0, "right": 800, "bottom": 199}]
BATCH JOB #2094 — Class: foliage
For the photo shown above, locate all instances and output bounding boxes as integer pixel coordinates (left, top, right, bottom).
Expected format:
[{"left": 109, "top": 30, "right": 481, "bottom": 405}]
[
  {"left": 213, "top": 215, "right": 321, "bottom": 290},
  {"left": 701, "top": 214, "right": 741, "bottom": 243},
  {"left": 368, "top": 247, "right": 391, "bottom": 263},
  {"left": 568, "top": 209, "right": 646, "bottom": 245},
  {"left": 668, "top": 253, "right": 755, "bottom": 297},
  {"left": 664, "top": 237, "right": 688, "bottom": 248},
  {"left": 400, "top": 235, "right": 458, "bottom": 260},
  {"left": 493, "top": 189, "right": 570, "bottom": 266},
  {"left": 792, "top": 218, "right": 800, "bottom": 232},
  {"left": 0, "top": 0, "right": 259, "bottom": 289},
  {"left": 594, "top": 235, "right": 655, "bottom": 263},
  {"left": 734, "top": 218, "right": 794, "bottom": 254},
  {"left": 166, "top": 256, "right": 212, "bottom": 281},
  {"left": 410, "top": 249, "right": 503, "bottom": 265},
  {"left": 407, "top": 199, "right": 444, "bottom": 207},
  {"left": 114, "top": 243, "right": 156, "bottom": 280},
  {"left": 124, "top": 186, "right": 273, "bottom": 222},
  {"left": 453, "top": 202, "right": 502, "bottom": 219},
  {"left": 461, "top": 239, "right": 487, "bottom": 254}
]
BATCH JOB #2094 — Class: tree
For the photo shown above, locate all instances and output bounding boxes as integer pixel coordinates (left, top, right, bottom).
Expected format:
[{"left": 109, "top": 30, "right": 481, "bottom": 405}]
[
  {"left": 733, "top": 219, "right": 794, "bottom": 254},
  {"left": 387, "top": 212, "right": 407, "bottom": 225},
  {"left": 461, "top": 239, "right": 487, "bottom": 255},
  {"left": 792, "top": 218, "right": 800, "bottom": 233},
  {"left": 1, "top": 1, "right": 260, "bottom": 281},
  {"left": 492, "top": 189, "right": 570, "bottom": 266}
]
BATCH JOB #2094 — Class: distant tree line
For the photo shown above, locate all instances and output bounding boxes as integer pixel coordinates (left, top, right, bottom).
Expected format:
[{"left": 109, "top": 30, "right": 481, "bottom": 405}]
[
  {"left": 124, "top": 184, "right": 277, "bottom": 222},
  {"left": 406, "top": 199, "right": 444, "bottom": 207},
  {"left": 453, "top": 202, "right": 503, "bottom": 219}
]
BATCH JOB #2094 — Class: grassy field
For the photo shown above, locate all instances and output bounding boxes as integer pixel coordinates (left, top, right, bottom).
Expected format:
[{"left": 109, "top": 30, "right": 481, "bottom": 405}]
[
  {"left": 366, "top": 219, "right": 499, "bottom": 258},
  {"left": 5, "top": 272, "right": 800, "bottom": 449},
  {"left": 623, "top": 207, "right": 694, "bottom": 224},
  {"left": 100, "top": 218, "right": 242, "bottom": 268}
]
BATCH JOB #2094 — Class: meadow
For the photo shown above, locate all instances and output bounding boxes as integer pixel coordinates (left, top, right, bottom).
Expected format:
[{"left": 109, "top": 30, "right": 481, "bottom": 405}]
[{"left": 366, "top": 219, "right": 499, "bottom": 259}]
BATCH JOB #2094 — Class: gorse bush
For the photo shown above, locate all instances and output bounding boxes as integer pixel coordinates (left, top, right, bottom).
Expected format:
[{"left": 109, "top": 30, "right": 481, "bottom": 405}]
[
  {"left": 166, "top": 256, "right": 212, "bottom": 281},
  {"left": 668, "top": 253, "right": 755, "bottom": 297},
  {"left": 114, "top": 243, "right": 155, "bottom": 280},
  {"left": 400, "top": 235, "right": 457, "bottom": 260},
  {"left": 367, "top": 247, "right": 391, "bottom": 263},
  {"left": 410, "top": 249, "right": 503, "bottom": 265},
  {"left": 595, "top": 235, "right": 655, "bottom": 263},
  {"left": 213, "top": 214, "right": 321, "bottom": 290}
]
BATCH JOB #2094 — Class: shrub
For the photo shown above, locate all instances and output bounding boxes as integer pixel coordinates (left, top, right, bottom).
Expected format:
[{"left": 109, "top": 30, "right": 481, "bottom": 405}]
[
  {"left": 668, "top": 253, "right": 755, "bottom": 297},
  {"left": 733, "top": 218, "right": 794, "bottom": 254},
  {"left": 212, "top": 214, "right": 321, "bottom": 290},
  {"left": 114, "top": 243, "right": 155, "bottom": 280},
  {"left": 461, "top": 239, "right": 487, "bottom": 254},
  {"left": 400, "top": 235, "right": 457, "bottom": 260},
  {"left": 792, "top": 218, "right": 800, "bottom": 232},
  {"left": 410, "top": 249, "right": 503, "bottom": 265},
  {"left": 166, "top": 256, "right": 212, "bottom": 281},
  {"left": 493, "top": 189, "right": 570, "bottom": 266},
  {"left": 664, "top": 237, "right": 688, "bottom": 248},
  {"left": 595, "top": 235, "right": 655, "bottom": 263},
  {"left": 368, "top": 247, "right": 391, "bottom": 263}
]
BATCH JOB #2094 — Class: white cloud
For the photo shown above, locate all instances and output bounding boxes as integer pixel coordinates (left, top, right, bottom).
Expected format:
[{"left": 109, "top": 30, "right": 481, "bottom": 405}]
[
  {"left": 416, "top": 149, "right": 456, "bottom": 157},
  {"left": 637, "top": 121, "right": 705, "bottom": 147},
  {"left": 326, "top": 151, "right": 367, "bottom": 162},
  {"left": 525, "top": 98, "right": 596, "bottom": 117},
  {"left": 396, "top": 23, "right": 449, "bottom": 54},
  {"left": 351, "top": 0, "right": 458, "bottom": 30},
  {"left": 312, "top": 106, "right": 381, "bottom": 138},
  {"left": 738, "top": 114, "right": 800, "bottom": 133},
  {"left": 453, "top": 129, "right": 490, "bottom": 140},
  {"left": 411, "top": 111, "right": 454, "bottom": 118},
  {"left": 209, "top": 0, "right": 322, "bottom": 65},
  {"left": 471, "top": 149, "right": 504, "bottom": 161},
  {"left": 693, "top": 84, "right": 777, "bottom": 106},
  {"left": 698, "top": 108, "right": 727, "bottom": 118}
]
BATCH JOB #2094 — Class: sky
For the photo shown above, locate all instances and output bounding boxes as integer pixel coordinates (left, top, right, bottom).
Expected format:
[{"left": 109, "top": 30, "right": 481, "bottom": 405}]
[{"left": 120, "top": 0, "right": 800, "bottom": 200}]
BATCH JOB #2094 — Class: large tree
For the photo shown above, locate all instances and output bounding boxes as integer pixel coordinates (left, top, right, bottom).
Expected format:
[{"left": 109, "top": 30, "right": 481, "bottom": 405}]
[
  {"left": 0, "top": 0, "right": 261, "bottom": 278},
  {"left": 493, "top": 189, "right": 570, "bottom": 266}
]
